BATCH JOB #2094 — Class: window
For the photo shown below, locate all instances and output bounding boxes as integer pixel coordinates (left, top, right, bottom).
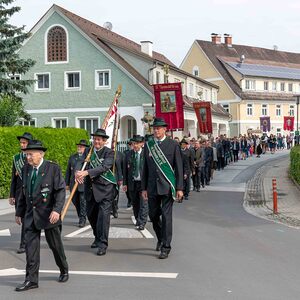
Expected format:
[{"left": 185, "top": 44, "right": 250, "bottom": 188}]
[
  {"left": 78, "top": 118, "right": 99, "bottom": 135},
  {"left": 52, "top": 118, "right": 67, "bottom": 128},
  {"left": 189, "top": 83, "right": 194, "bottom": 97},
  {"left": 280, "top": 82, "right": 285, "bottom": 92},
  {"left": 47, "top": 26, "right": 67, "bottom": 62},
  {"left": 192, "top": 66, "right": 199, "bottom": 77},
  {"left": 272, "top": 81, "right": 277, "bottom": 91},
  {"left": 19, "top": 118, "right": 36, "bottom": 127},
  {"left": 264, "top": 81, "right": 269, "bottom": 91},
  {"left": 127, "top": 118, "right": 137, "bottom": 139},
  {"left": 164, "top": 74, "right": 168, "bottom": 83},
  {"left": 156, "top": 71, "right": 160, "bottom": 84},
  {"left": 65, "top": 71, "right": 81, "bottom": 90},
  {"left": 222, "top": 104, "right": 229, "bottom": 113},
  {"left": 289, "top": 105, "right": 295, "bottom": 116},
  {"left": 276, "top": 104, "right": 281, "bottom": 116},
  {"left": 9, "top": 74, "right": 21, "bottom": 80},
  {"left": 276, "top": 128, "right": 282, "bottom": 136},
  {"left": 35, "top": 73, "right": 50, "bottom": 91},
  {"left": 247, "top": 104, "right": 253, "bottom": 116},
  {"left": 288, "top": 83, "right": 293, "bottom": 92},
  {"left": 245, "top": 79, "right": 255, "bottom": 90},
  {"left": 261, "top": 104, "right": 268, "bottom": 116},
  {"left": 204, "top": 89, "right": 208, "bottom": 100},
  {"left": 95, "top": 69, "right": 111, "bottom": 89}
]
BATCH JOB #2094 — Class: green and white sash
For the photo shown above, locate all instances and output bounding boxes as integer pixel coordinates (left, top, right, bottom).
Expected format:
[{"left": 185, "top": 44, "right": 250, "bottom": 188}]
[
  {"left": 13, "top": 152, "right": 26, "bottom": 180},
  {"left": 146, "top": 136, "right": 176, "bottom": 200},
  {"left": 90, "top": 151, "right": 117, "bottom": 185}
]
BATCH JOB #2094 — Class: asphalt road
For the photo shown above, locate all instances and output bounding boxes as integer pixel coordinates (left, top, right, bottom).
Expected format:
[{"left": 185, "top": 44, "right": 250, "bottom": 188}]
[{"left": 1, "top": 155, "right": 300, "bottom": 300}]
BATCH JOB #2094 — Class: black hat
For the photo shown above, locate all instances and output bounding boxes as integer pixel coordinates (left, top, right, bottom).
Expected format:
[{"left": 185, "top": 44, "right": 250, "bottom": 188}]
[
  {"left": 91, "top": 128, "right": 109, "bottom": 139},
  {"left": 180, "top": 138, "right": 189, "bottom": 145},
  {"left": 24, "top": 140, "right": 47, "bottom": 152},
  {"left": 17, "top": 132, "right": 33, "bottom": 141},
  {"left": 76, "top": 139, "right": 89, "bottom": 147},
  {"left": 150, "top": 117, "right": 168, "bottom": 127},
  {"left": 132, "top": 134, "right": 144, "bottom": 142}
]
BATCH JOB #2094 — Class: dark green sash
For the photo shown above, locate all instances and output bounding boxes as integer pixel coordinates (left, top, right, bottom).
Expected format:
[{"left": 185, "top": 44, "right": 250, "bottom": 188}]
[
  {"left": 13, "top": 152, "right": 26, "bottom": 180},
  {"left": 90, "top": 151, "right": 117, "bottom": 185},
  {"left": 146, "top": 136, "right": 176, "bottom": 200}
]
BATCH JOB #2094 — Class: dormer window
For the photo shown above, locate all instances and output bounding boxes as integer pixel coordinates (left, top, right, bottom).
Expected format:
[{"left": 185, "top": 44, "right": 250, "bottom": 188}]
[{"left": 47, "top": 25, "right": 68, "bottom": 63}]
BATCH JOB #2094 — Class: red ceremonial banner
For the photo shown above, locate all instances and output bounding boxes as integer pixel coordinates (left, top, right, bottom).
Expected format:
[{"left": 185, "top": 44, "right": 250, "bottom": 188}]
[
  {"left": 193, "top": 101, "right": 213, "bottom": 134},
  {"left": 153, "top": 83, "right": 184, "bottom": 130},
  {"left": 283, "top": 116, "right": 294, "bottom": 131}
]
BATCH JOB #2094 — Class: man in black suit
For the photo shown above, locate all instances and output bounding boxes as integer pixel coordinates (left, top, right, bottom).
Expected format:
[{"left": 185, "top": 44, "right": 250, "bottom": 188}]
[
  {"left": 9, "top": 132, "right": 33, "bottom": 254},
  {"left": 15, "top": 140, "right": 68, "bottom": 292},
  {"left": 123, "top": 135, "right": 148, "bottom": 230},
  {"left": 76, "top": 128, "right": 117, "bottom": 256},
  {"left": 123, "top": 140, "right": 134, "bottom": 208},
  {"left": 65, "top": 139, "right": 89, "bottom": 227},
  {"left": 141, "top": 118, "right": 183, "bottom": 259},
  {"left": 204, "top": 140, "right": 213, "bottom": 185}
]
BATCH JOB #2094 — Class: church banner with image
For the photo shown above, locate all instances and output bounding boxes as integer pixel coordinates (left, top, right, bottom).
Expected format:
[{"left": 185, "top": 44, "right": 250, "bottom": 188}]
[
  {"left": 193, "top": 101, "right": 213, "bottom": 134},
  {"left": 153, "top": 83, "right": 184, "bottom": 130}
]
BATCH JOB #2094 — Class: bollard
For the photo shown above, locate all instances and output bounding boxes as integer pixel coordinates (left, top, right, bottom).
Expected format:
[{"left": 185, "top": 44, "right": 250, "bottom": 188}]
[{"left": 272, "top": 178, "right": 278, "bottom": 214}]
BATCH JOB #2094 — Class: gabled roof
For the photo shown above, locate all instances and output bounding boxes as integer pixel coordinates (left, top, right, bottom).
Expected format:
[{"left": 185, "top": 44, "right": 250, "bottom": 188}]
[{"left": 197, "top": 40, "right": 300, "bottom": 99}]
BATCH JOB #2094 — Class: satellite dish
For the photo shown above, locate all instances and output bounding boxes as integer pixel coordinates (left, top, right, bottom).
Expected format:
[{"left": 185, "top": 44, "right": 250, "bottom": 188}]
[{"left": 103, "top": 22, "right": 113, "bottom": 31}]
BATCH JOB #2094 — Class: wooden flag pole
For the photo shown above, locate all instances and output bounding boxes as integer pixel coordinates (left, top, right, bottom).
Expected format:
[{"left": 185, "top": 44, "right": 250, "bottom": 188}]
[{"left": 61, "top": 85, "right": 122, "bottom": 221}]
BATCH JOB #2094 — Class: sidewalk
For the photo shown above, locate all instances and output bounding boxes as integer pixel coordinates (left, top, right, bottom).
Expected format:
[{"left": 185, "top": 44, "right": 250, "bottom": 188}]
[
  {"left": 0, "top": 200, "right": 14, "bottom": 216},
  {"left": 244, "top": 153, "right": 300, "bottom": 228}
]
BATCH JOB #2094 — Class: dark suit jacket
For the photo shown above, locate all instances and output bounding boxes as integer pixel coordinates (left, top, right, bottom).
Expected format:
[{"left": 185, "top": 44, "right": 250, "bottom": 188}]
[
  {"left": 85, "top": 146, "right": 117, "bottom": 202},
  {"left": 141, "top": 137, "right": 183, "bottom": 196},
  {"left": 16, "top": 160, "right": 66, "bottom": 230},
  {"left": 65, "top": 153, "right": 86, "bottom": 192},
  {"left": 123, "top": 149, "right": 144, "bottom": 191},
  {"left": 181, "top": 148, "right": 194, "bottom": 176}
]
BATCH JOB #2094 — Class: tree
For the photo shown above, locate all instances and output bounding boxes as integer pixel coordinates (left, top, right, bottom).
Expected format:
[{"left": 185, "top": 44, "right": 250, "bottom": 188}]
[{"left": 0, "top": 0, "right": 35, "bottom": 125}]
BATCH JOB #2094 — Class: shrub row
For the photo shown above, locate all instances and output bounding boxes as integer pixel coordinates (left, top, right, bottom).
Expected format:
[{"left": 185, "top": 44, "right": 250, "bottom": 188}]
[
  {"left": 0, "top": 126, "right": 89, "bottom": 198},
  {"left": 290, "top": 145, "right": 300, "bottom": 185}
]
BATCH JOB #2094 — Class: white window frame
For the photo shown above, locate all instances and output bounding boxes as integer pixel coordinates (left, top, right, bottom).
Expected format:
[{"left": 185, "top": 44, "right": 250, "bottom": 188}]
[
  {"left": 156, "top": 71, "right": 160, "bottom": 84},
  {"left": 76, "top": 116, "right": 100, "bottom": 134},
  {"left": 247, "top": 103, "right": 253, "bottom": 116},
  {"left": 289, "top": 105, "right": 295, "bottom": 116},
  {"left": 192, "top": 66, "right": 199, "bottom": 77},
  {"left": 264, "top": 81, "right": 269, "bottom": 91},
  {"left": 261, "top": 104, "right": 268, "bottom": 116},
  {"left": 34, "top": 72, "right": 51, "bottom": 92},
  {"left": 64, "top": 71, "right": 81, "bottom": 91},
  {"left": 19, "top": 118, "right": 37, "bottom": 127},
  {"left": 275, "top": 104, "right": 281, "bottom": 117},
  {"left": 44, "top": 24, "right": 69, "bottom": 65},
  {"left": 288, "top": 83, "right": 293, "bottom": 92},
  {"left": 189, "top": 83, "right": 194, "bottom": 97},
  {"left": 272, "top": 81, "right": 277, "bottom": 91},
  {"left": 245, "top": 79, "right": 255, "bottom": 90},
  {"left": 280, "top": 82, "right": 285, "bottom": 92},
  {"left": 51, "top": 117, "right": 68, "bottom": 128},
  {"left": 9, "top": 74, "right": 21, "bottom": 80},
  {"left": 95, "top": 69, "right": 111, "bottom": 90},
  {"left": 222, "top": 104, "right": 230, "bottom": 113}
]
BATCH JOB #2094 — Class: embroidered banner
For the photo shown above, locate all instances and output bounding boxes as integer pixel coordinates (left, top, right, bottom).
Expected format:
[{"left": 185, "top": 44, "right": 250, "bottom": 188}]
[
  {"left": 193, "top": 101, "right": 213, "bottom": 134},
  {"left": 283, "top": 116, "right": 294, "bottom": 131},
  {"left": 260, "top": 116, "right": 271, "bottom": 132}
]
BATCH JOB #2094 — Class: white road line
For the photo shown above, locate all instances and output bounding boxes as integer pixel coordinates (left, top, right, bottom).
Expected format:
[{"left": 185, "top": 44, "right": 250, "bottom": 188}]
[
  {"left": 0, "top": 229, "right": 11, "bottom": 236},
  {"left": 0, "top": 207, "right": 15, "bottom": 216},
  {"left": 203, "top": 186, "right": 246, "bottom": 192},
  {"left": 65, "top": 225, "right": 91, "bottom": 238},
  {"left": 0, "top": 268, "right": 178, "bottom": 279},
  {"left": 131, "top": 216, "right": 154, "bottom": 239}
]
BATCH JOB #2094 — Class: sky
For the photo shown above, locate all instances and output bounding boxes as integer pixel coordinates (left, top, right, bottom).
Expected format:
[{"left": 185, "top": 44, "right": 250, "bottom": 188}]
[{"left": 9, "top": 0, "right": 300, "bottom": 66}]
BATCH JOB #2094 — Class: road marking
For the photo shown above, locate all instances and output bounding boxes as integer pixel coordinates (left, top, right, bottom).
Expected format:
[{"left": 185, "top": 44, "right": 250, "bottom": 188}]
[
  {"left": 0, "top": 229, "right": 11, "bottom": 236},
  {"left": 203, "top": 186, "right": 245, "bottom": 192},
  {"left": 0, "top": 207, "right": 15, "bottom": 216},
  {"left": 0, "top": 268, "right": 178, "bottom": 279},
  {"left": 65, "top": 225, "right": 92, "bottom": 238},
  {"left": 131, "top": 216, "right": 154, "bottom": 239}
]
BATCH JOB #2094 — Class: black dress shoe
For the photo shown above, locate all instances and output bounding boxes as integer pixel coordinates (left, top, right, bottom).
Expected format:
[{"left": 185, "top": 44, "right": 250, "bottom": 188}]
[
  {"left": 91, "top": 240, "right": 99, "bottom": 248},
  {"left": 138, "top": 225, "right": 145, "bottom": 231},
  {"left": 58, "top": 273, "right": 69, "bottom": 283},
  {"left": 15, "top": 281, "right": 38, "bottom": 292},
  {"left": 97, "top": 248, "right": 106, "bottom": 256},
  {"left": 113, "top": 211, "right": 118, "bottom": 218},
  {"left": 184, "top": 196, "right": 188, "bottom": 200},
  {"left": 158, "top": 251, "right": 169, "bottom": 259},
  {"left": 78, "top": 222, "right": 86, "bottom": 228},
  {"left": 17, "top": 247, "right": 26, "bottom": 254},
  {"left": 155, "top": 242, "right": 162, "bottom": 251},
  {"left": 196, "top": 188, "right": 200, "bottom": 192}
]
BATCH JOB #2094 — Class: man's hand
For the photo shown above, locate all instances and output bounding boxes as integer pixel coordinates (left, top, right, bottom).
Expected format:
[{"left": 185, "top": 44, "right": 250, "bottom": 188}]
[
  {"left": 123, "top": 185, "right": 128, "bottom": 192},
  {"left": 15, "top": 216, "right": 22, "bottom": 225},
  {"left": 75, "top": 170, "right": 88, "bottom": 184},
  {"left": 184, "top": 174, "right": 187, "bottom": 180},
  {"left": 9, "top": 198, "right": 15, "bottom": 206},
  {"left": 118, "top": 180, "right": 123, "bottom": 187},
  {"left": 176, "top": 190, "right": 183, "bottom": 202},
  {"left": 142, "top": 190, "right": 148, "bottom": 201},
  {"left": 49, "top": 211, "right": 60, "bottom": 224}
]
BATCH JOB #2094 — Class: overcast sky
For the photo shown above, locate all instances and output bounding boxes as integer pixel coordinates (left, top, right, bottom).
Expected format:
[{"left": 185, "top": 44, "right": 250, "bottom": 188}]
[{"left": 10, "top": 0, "right": 300, "bottom": 66}]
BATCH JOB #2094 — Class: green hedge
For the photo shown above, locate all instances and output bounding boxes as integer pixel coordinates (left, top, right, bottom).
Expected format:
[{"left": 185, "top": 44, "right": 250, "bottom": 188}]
[
  {"left": 0, "top": 126, "right": 89, "bottom": 198},
  {"left": 290, "top": 145, "right": 300, "bottom": 185}
]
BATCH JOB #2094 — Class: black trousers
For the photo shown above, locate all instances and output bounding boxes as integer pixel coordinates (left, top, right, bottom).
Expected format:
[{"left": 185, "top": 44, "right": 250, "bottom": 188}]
[
  {"left": 128, "top": 181, "right": 148, "bottom": 226},
  {"left": 25, "top": 222, "right": 68, "bottom": 284},
  {"left": 72, "top": 191, "right": 86, "bottom": 222},
  {"left": 183, "top": 174, "right": 190, "bottom": 197},
  {"left": 112, "top": 191, "right": 119, "bottom": 215},
  {"left": 86, "top": 194, "right": 112, "bottom": 250},
  {"left": 233, "top": 150, "right": 239, "bottom": 162},
  {"left": 148, "top": 193, "right": 173, "bottom": 251},
  {"left": 20, "top": 218, "right": 25, "bottom": 248},
  {"left": 204, "top": 163, "right": 211, "bottom": 184}
]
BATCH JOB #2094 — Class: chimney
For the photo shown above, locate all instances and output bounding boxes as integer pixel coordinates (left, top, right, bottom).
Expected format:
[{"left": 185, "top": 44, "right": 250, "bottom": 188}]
[
  {"left": 224, "top": 33, "right": 232, "bottom": 47},
  {"left": 140, "top": 41, "right": 153, "bottom": 57},
  {"left": 211, "top": 33, "right": 221, "bottom": 44}
]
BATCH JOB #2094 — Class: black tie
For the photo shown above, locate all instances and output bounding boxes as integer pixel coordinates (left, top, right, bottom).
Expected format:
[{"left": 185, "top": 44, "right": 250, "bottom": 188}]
[{"left": 31, "top": 168, "right": 38, "bottom": 192}]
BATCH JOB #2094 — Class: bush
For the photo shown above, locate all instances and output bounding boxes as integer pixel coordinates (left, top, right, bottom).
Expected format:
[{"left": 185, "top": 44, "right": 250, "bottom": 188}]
[
  {"left": 290, "top": 145, "right": 300, "bottom": 185},
  {"left": 0, "top": 126, "right": 89, "bottom": 198}
]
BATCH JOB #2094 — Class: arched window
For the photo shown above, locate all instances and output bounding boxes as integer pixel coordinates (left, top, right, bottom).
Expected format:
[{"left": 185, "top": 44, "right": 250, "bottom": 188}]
[
  {"left": 47, "top": 26, "right": 67, "bottom": 62},
  {"left": 192, "top": 65, "right": 199, "bottom": 77}
]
